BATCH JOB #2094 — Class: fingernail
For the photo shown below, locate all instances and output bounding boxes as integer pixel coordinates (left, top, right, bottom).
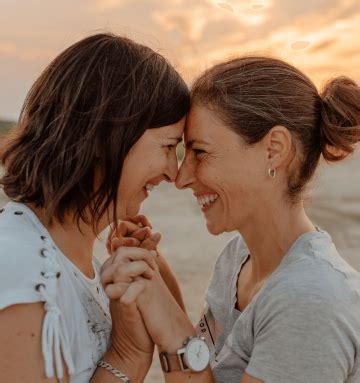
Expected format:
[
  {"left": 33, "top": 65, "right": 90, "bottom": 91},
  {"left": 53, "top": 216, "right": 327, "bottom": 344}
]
[{"left": 150, "top": 250, "right": 157, "bottom": 257}]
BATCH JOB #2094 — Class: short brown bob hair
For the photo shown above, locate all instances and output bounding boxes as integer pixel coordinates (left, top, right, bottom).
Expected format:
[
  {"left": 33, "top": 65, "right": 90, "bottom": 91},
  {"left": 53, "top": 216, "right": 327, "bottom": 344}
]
[{"left": 0, "top": 33, "right": 190, "bottom": 229}]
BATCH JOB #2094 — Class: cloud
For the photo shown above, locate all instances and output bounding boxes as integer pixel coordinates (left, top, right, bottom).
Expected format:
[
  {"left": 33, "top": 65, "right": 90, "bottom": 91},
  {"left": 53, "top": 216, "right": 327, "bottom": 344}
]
[
  {"left": 148, "top": 0, "right": 360, "bottom": 85},
  {"left": 0, "top": 0, "right": 359, "bottom": 118},
  {"left": 0, "top": 41, "right": 55, "bottom": 61},
  {"left": 90, "top": 0, "right": 124, "bottom": 11}
]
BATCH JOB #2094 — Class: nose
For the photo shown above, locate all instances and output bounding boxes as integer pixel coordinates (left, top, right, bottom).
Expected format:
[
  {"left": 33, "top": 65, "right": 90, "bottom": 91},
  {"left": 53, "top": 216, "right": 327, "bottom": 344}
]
[
  {"left": 164, "top": 149, "right": 180, "bottom": 183},
  {"left": 175, "top": 154, "right": 196, "bottom": 190}
]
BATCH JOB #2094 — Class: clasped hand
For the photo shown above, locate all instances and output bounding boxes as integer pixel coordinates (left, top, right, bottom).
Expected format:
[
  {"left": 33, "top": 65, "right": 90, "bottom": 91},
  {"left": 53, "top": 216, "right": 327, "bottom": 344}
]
[{"left": 100, "top": 215, "right": 194, "bottom": 377}]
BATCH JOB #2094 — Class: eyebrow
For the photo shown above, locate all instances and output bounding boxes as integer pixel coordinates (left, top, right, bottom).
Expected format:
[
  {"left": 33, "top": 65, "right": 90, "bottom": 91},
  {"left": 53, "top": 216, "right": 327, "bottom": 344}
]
[{"left": 185, "top": 139, "right": 210, "bottom": 149}]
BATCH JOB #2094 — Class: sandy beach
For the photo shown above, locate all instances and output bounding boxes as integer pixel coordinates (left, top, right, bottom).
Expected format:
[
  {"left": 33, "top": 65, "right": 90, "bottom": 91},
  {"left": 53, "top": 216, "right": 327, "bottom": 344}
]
[{"left": 1, "top": 152, "right": 360, "bottom": 382}]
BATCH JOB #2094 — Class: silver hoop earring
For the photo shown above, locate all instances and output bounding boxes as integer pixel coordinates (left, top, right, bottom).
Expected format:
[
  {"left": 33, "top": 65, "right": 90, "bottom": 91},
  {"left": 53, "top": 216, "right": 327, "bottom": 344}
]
[{"left": 268, "top": 168, "right": 276, "bottom": 179}]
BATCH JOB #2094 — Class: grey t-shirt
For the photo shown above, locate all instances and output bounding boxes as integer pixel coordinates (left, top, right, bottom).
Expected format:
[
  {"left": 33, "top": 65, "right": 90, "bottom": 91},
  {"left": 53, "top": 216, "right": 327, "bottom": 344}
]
[{"left": 197, "top": 230, "right": 360, "bottom": 383}]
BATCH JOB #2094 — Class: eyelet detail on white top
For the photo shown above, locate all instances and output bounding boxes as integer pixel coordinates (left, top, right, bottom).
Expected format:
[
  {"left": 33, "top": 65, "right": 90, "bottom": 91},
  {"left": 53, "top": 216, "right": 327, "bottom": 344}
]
[
  {"left": 40, "top": 249, "right": 48, "bottom": 258},
  {"left": 35, "top": 283, "right": 46, "bottom": 292},
  {"left": 35, "top": 242, "right": 75, "bottom": 379}
]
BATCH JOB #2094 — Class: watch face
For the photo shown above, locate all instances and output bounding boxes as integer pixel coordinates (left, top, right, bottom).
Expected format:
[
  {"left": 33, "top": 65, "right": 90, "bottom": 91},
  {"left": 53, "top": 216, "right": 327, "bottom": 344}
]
[{"left": 184, "top": 338, "right": 210, "bottom": 372}]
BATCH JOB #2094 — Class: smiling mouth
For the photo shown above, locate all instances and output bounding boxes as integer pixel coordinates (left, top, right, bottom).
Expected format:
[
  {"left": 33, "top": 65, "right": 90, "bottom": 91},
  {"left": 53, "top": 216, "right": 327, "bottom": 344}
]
[
  {"left": 197, "top": 194, "right": 219, "bottom": 210},
  {"left": 145, "top": 183, "right": 155, "bottom": 191}
]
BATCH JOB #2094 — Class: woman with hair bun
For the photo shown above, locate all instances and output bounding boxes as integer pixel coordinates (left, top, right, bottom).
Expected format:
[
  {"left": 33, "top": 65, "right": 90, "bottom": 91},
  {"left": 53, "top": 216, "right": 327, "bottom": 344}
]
[{"left": 104, "top": 57, "right": 360, "bottom": 383}]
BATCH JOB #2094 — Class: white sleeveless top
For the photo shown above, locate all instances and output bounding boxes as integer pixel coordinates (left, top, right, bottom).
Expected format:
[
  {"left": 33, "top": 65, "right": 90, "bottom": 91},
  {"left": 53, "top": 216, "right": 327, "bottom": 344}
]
[{"left": 0, "top": 201, "right": 112, "bottom": 382}]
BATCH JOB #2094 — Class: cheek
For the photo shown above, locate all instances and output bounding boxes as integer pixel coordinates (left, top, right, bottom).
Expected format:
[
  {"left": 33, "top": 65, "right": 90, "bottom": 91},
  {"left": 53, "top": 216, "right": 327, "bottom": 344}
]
[
  {"left": 196, "top": 159, "right": 234, "bottom": 194},
  {"left": 147, "top": 151, "right": 169, "bottom": 176},
  {"left": 132, "top": 150, "right": 167, "bottom": 185},
  {"left": 195, "top": 159, "right": 219, "bottom": 184}
]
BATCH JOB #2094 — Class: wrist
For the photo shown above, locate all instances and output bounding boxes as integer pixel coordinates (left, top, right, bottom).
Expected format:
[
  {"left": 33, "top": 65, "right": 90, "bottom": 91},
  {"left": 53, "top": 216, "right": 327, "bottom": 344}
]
[
  {"left": 103, "top": 346, "right": 152, "bottom": 382},
  {"left": 158, "top": 312, "right": 196, "bottom": 354}
]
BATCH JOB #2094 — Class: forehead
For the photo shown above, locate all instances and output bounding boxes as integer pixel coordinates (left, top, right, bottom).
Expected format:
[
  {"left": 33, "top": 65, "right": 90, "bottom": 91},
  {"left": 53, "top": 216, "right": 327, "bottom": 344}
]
[
  {"left": 184, "top": 104, "right": 222, "bottom": 142},
  {"left": 152, "top": 117, "right": 186, "bottom": 137}
]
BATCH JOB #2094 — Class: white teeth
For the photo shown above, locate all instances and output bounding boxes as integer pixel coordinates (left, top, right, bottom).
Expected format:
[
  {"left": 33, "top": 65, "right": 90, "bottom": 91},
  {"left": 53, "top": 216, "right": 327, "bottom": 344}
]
[
  {"left": 196, "top": 193, "right": 219, "bottom": 208},
  {"left": 145, "top": 183, "right": 155, "bottom": 191}
]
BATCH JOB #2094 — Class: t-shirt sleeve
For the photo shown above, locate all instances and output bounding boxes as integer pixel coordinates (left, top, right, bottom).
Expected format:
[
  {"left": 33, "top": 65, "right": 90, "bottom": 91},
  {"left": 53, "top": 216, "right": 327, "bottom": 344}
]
[
  {"left": 0, "top": 230, "right": 53, "bottom": 308},
  {"left": 245, "top": 285, "right": 356, "bottom": 383},
  {"left": 0, "top": 229, "right": 75, "bottom": 379}
]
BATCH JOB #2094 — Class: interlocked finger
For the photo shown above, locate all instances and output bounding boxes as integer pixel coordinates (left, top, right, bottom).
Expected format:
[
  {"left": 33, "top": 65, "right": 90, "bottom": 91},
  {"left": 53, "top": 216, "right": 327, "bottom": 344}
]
[
  {"left": 105, "top": 281, "right": 130, "bottom": 300},
  {"left": 130, "top": 227, "right": 152, "bottom": 242},
  {"left": 101, "top": 259, "right": 154, "bottom": 288},
  {"left": 106, "top": 220, "right": 143, "bottom": 253},
  {"left": 116, "top": 261, "right": 154, "bottom": 282},
  {"left": 129, "top": 215, "right": 153, "bottom": 229},
  {"left": 140, "top": 232, "right": 161, "bottom": 251},
  {"left": 112, "top": 246, "right": 157, "bottom": 267},
  {"left": 111, "top": 237, "right": 141, "bottom": 253},
  {"left": 120, "top": 279, "right": 147, "bottom": 307}
]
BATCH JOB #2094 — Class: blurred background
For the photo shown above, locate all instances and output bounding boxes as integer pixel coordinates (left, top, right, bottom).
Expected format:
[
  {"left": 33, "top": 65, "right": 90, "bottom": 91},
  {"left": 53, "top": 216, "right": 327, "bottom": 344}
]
[{"left": 1, "top": 0, "right": 360, "bottom": 381}]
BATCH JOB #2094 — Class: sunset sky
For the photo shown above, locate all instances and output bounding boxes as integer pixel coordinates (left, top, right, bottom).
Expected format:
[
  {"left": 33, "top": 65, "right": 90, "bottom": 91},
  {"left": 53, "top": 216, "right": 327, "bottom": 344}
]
[{"left": 0, "top": 0, "right": 359, "bottom": 120}]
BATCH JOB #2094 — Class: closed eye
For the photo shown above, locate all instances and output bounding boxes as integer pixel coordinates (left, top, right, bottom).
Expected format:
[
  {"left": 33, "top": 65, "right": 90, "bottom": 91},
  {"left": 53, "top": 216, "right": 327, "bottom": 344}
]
[{"left": 193, "top": 148, "right": 206, "bottom": 157}]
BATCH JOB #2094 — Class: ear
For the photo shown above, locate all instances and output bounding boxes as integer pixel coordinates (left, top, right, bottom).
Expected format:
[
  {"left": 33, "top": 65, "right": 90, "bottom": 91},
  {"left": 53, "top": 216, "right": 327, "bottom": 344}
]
[{"left": 264, "top": 125, "right": 293, "bottom": 169}]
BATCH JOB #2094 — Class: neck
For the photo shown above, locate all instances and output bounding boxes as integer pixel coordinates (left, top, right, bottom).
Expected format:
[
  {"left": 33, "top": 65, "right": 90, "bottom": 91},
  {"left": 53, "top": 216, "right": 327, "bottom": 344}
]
[
  {"left": 27, "top": 204, "right": 104, "bottom": 279},
  {"left": 238, "top": 201, "right": 315, "bottom": 283}
]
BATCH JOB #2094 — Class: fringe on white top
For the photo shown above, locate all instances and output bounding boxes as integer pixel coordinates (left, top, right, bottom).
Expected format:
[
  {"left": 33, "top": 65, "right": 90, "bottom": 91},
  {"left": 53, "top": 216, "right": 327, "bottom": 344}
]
[{"left": 36, "top": 242, "right": 75, "bottom": 380}]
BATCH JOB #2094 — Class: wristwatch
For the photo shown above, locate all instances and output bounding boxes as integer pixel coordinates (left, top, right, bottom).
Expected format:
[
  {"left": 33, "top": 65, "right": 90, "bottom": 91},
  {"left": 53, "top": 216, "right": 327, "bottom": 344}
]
[{"left": 159, "top": 336, "right": 210, "bottom": 373}]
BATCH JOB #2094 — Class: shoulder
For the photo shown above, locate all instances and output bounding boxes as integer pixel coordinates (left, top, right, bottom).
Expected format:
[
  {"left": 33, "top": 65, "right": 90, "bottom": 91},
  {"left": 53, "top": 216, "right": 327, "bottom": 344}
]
[
  {"left": 255, "top": 251, "right": 360, "bottom": 328},
  {"left": 267, "top": 231, "right": 359, "bottom": 302},
  {"left": 0, "top": 201, "right": 47, "bottom": 269},
  {"left": 0, "top": 202, "right": 61, "bottom": 309}
]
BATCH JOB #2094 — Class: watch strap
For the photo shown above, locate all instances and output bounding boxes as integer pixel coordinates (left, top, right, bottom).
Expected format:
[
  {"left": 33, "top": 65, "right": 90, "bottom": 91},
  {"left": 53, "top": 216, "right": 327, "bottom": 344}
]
[{"left": 159, "top": 352, "right": 188, "bottom": 373}]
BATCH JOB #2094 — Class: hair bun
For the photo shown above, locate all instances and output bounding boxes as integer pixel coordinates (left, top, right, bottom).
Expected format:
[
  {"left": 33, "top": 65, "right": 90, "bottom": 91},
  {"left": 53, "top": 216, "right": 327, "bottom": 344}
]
[{"left": 319, "top": 76, "right": 360, "bottom": 162}]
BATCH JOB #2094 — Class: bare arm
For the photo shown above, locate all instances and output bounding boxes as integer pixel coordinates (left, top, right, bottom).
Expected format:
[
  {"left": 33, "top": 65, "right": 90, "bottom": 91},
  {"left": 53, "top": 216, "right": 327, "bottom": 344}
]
[
  {"left": 156, "top": 249, "right": 186, "bottom": 312},
  {"left": 0, "top": 303, "right": 69, "bottom": 383},
  {"left": 240, "top": 373, "right": 264, "bottom": 383},
  {"left": 163, "top": 368, "right": 215, "bottom": 383},
  {"left": 91, "top": 348, "right": 150, "bottom": 382},
  {"left": 0, "top": 302, "right": 149, "bottom": 383}
]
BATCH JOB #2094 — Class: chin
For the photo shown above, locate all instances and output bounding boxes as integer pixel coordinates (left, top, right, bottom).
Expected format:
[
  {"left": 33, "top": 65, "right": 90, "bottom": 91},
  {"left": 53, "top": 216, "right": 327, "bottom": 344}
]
[
  {"left": 126, "top": 204, "right": 141, "bottom": 218},
  {"left": 206, "top": 220, "right": 224, "bottom": 236}
]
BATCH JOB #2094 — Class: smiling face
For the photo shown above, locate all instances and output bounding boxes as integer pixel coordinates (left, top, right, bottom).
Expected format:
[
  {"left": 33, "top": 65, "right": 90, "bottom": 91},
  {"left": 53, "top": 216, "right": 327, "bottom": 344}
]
[
  {"left": 176, "top": 105, "right": 271, "bottom": 235},
  {"left": 117, "top": 118, "right": 185, "bottom": 217}
]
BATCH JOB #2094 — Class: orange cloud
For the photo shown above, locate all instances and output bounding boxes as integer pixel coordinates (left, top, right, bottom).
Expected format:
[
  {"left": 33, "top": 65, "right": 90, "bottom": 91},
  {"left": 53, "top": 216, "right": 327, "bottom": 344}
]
[{"left": 0, "top": 41, "right": 55, "bottom": 61}]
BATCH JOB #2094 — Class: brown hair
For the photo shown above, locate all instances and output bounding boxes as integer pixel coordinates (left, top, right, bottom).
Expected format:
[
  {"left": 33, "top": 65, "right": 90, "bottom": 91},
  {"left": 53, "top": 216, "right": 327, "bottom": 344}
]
[
  {"left": 191, "top": 56, "right": 360, "bottom": 201},
  {"left": 0, "top": 33, "right": 189, "bottom": 229}
]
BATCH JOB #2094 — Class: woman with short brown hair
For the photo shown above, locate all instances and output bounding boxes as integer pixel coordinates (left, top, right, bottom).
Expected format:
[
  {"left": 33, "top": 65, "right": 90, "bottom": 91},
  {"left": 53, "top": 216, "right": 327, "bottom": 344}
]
[{"left": 0, "top": 33, "right": 189, "bottom": 382}]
